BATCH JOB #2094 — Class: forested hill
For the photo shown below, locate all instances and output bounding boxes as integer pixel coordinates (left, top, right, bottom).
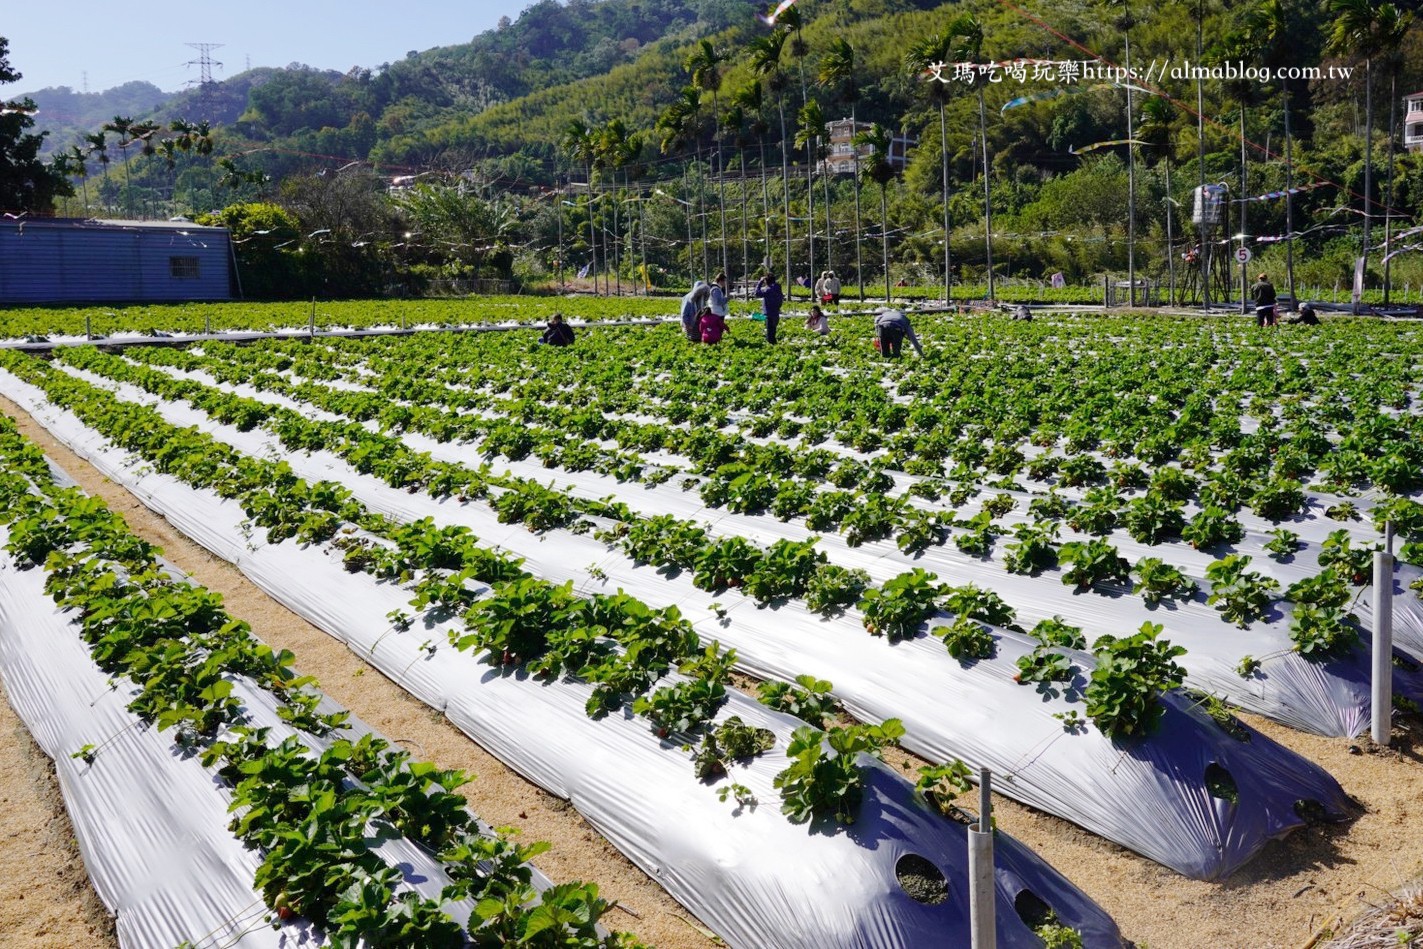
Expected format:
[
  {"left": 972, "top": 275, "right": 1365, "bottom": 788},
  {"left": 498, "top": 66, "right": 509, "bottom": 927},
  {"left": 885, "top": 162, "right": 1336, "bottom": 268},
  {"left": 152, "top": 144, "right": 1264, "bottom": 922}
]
[{"left": 32, "top": 0, "right": 1396, "bottom": 183}]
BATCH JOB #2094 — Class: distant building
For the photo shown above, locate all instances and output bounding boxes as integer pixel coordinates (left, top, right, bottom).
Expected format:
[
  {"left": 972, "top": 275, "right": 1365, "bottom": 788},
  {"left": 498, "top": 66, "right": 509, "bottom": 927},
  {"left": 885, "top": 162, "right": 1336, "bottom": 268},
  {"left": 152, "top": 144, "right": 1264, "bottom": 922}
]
[
  {"left": 0, "top": 218, "right": 233, "bottom": 304},
  {"left": 821, "top": 119, "right": 917, "bottom": 175},
  {"left": 1406, "top": 92, "right": 1423, "bottom": 154}
]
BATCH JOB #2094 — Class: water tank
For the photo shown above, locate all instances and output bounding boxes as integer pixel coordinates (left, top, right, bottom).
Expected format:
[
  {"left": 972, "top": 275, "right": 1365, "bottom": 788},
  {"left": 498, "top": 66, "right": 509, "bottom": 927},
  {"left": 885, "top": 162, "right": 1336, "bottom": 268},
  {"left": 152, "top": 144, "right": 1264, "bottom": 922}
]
[{"left": 1192, "top": 183, "right": 1228, "bottom": 228}]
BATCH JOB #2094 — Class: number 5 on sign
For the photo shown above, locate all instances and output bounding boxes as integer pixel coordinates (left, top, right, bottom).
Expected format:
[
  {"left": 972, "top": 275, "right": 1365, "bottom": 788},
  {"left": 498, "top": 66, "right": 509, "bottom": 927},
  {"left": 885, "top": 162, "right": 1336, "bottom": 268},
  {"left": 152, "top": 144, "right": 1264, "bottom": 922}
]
[{"left": 1235, "top": 247, "right": 1252, "bottom": 263}]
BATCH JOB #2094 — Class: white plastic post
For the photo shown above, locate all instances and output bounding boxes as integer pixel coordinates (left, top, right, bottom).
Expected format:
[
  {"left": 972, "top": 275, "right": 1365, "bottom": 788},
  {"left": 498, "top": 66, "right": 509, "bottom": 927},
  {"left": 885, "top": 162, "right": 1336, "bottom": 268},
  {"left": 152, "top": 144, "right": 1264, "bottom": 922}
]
[
  {"left": 309, "top": 298, "right": 316, "bottom": 339},
  {"left": 84, "top": 315, "right": 92, "bottom": 341},
  {"left": 1372, "top": 523, "right": 1395, "bottom": 746},
  {"left": 969, "top": 768, "right": 996, "bottom": 949},
  {"left": 204, "top": 313, "right": 211, "bottom": 336}
]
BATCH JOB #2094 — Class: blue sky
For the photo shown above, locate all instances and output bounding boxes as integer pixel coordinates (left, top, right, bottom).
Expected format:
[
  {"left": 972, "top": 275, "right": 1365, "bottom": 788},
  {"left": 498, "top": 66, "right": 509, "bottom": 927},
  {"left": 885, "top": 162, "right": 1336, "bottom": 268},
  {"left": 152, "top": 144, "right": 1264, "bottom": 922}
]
[{"left": 6, "top": 0, "right": 536, "bottom": 94}]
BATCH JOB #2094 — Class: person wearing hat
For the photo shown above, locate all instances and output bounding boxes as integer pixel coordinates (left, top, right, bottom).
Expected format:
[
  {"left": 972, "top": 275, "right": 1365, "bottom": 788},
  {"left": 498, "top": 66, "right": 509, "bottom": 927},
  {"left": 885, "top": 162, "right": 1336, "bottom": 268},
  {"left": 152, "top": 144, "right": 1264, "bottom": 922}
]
[
  {"left": 873, "top": 307, "right": 922, "bottom": 358},
  {"left": 823, "top": 270, "right": 841, "bottom": 305},
  {"left": 1251, "top": 273, "right": 1277, "bottom": 327},
  {"left": 1286, "top": 302, "right": 1320, "bottom": 325},
  {"left": 538, "top": 311, "right": 575, "bottom": 346}
]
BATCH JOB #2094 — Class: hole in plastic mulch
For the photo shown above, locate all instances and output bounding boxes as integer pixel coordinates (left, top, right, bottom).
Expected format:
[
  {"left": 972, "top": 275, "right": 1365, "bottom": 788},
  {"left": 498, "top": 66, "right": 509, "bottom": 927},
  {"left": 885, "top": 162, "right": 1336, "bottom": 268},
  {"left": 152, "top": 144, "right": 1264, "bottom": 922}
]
[
  {"left": 895, "top": 853, "right": 948, "bottom": 904},
  {"left": 1013, "top": 889, "right": 1054, "bottom": 929},
  {"left": 1205, "top": 762, "right": 1240, "bottom": 804}
]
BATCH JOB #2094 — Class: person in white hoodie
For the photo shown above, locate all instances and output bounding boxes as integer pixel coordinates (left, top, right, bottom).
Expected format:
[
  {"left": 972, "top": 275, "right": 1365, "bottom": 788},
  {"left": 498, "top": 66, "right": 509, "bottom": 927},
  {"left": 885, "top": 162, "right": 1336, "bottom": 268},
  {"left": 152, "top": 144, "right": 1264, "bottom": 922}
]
[{"left": 680, "top": 280, "right": 709, "bottom": 341}]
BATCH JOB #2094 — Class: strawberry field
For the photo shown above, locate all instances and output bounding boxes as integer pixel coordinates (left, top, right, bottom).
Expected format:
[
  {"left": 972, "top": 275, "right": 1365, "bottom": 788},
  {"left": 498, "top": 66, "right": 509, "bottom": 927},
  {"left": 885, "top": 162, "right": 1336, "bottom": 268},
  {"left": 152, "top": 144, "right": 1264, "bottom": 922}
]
[{"left": 0, "top": 304, "right": 1421, "bottom": 947}]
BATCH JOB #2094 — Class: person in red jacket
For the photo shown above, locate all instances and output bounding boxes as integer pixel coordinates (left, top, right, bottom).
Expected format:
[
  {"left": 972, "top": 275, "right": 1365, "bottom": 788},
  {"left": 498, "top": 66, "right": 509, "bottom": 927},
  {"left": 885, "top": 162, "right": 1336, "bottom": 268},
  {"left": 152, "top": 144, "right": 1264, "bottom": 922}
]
[{"left": 698, "top": 306, "right": 728, "bottom": 344}]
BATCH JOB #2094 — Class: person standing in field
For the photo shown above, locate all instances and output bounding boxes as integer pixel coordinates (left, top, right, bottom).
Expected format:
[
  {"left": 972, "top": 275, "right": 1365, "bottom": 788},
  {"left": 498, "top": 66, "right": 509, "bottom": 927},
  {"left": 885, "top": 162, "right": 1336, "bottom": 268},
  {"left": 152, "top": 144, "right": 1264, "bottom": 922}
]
[
  {"left": 1252, "top": 273, "right": 1277, "bottom": 327},
  {"left": 874, "top": 307, "right": 922, "bottom": 358},
  {"left": 680, "top": 280, "right": 709, "bottom": 341},
  {"left": 755, "top": 272, "right": 784, "bottom": 344},
  {"left": 708, "top": 272, "right": 730, "bottom": 320},
  {"left": 824, "top": 270, "right": 841, "bottom": 305}
]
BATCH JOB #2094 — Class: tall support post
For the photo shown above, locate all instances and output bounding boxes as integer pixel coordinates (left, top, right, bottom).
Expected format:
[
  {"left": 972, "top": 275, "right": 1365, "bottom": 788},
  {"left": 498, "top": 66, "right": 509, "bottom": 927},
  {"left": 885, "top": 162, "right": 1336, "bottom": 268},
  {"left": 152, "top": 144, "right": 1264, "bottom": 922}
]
[
  {"left": 1372, "top": 523, "right": 1395, "bottom": 747},
  {"left": 969, "top": 768, "right": 996, "bottom": 949}
]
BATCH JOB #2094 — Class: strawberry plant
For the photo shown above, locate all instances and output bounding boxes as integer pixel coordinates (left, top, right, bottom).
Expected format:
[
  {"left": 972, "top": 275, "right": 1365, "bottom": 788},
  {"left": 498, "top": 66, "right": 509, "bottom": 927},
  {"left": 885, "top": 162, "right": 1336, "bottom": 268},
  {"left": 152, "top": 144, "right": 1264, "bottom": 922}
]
[
  {"left": 1029, "top": 616, "right": 1087, "bottom": 650},
  {"left": 953, "top": 510, "right": 999, "bottom": 556},
  {"left": 896, "top": 511, "right": 950, "bottom": 555},
  {"left": 1318, "top": 529, "right": 1377, "bottom": 585},
  {"left": 633, "top": 674, "right": 729, "bottom": 737},
  {"left": 841, "top": 494, "right": 904, "bottom": 547},
  {"left": 1083, "top": 623, "right": 1187, "bottom": 738},
  {"left": 915, "top": 759, "right": 974, "bottom": 816},
  {"left": 804, "top": 564, "right": 871, "bottom": 617},
  {"left": 1289, "top": 605, "right": 1360, "bottom": 658},
  {"left": 857, "top": 568, "right": 944, "bottom": 641},
  {"left": 1285, "top": 571, "right": 1352, "bottom": 611},
  {"left": 942, "top": 583, "right": 1018, "bottom": 628},
  {"left": 1249, "top": 479, "right": 1308, "bottom": 523},
  {"left": 982, "top": 493, "right": 1017, "bottom": 519},
  {"left": 938, "top": 616, "right": 997, "bottom": 662},
  {"left": 691, "top": 715, "right": 776, "bottom": 780},
  {"left": 1057, "top": 455, "right": 1107, "bottom": 488},
  {"left": 1065, "top": 494, "right": 1119, "bottom": 536},
  {"left": 1181, "top": 507, "right": 1245, "bottom": 550},
  {"left": 1123, "top": 492, "right": 1185, "bottom": 545},
  {"left": 1205, "top": 555, "right": 1279, "bottom": 628},
  {"left": 617, "top": 515, "right": 708, "bottom": 569},
  {"left": 1058, "top": 539, "right": 1131, "bottom": 590},
  {"left": 774, "top": 719, "right": 905, "bottom": 825},
  {"left": 452, "top": 577, "right": 581, "bottom": 666},
  {"left": 1148, "top": 467, "right": 1197, "bottom": 502},
  {"left": 743, "top": 538, "right": 826, "bottom": 605},
  {"left": 1263, "top": 528, "right": 1302, "bottom": 560},
  {"left": 758, "top": 675, "right": 837, "bottom": 729},
  {"left": 1132, "top": 558, "right": 1198, "bottom": 604},
  {"left": 1003, "top": 523, "right": 1060, "bottom": 576},
  {"left": 692, "top": 536, "right": 764, "bottom": 592}
]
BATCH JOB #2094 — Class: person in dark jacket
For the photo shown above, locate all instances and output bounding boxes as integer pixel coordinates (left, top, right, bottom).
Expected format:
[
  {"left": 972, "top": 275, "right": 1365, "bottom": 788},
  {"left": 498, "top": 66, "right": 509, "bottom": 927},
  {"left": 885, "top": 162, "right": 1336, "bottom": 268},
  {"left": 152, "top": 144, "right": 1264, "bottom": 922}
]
[
  {"left": 538, "top": 312, "right": 575, "bottom": 346},
  {"left": 1251, "top": 273, "right": 1277, "bottom": 327},
  {"left": 1286, "top": 302, "right": 1320, "bottom": 325},
  {"left": 755, "top": 272, "right": 784, "bottom": 343}
]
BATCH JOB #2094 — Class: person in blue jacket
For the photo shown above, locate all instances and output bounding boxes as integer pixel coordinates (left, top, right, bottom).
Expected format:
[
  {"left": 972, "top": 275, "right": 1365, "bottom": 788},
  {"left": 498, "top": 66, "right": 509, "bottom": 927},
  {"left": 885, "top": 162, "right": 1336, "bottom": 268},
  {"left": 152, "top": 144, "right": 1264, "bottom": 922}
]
[{"left": 755, "top": 272, "right": 784, "bottom": 344}]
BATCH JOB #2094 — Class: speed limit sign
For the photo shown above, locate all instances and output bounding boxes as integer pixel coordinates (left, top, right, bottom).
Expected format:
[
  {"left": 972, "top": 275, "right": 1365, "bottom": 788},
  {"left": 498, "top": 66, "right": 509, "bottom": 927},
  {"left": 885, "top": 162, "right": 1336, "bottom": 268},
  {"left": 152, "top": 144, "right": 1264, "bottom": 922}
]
[{"left": 1235, "top": 246, "right": 1253, "bottom": 263}]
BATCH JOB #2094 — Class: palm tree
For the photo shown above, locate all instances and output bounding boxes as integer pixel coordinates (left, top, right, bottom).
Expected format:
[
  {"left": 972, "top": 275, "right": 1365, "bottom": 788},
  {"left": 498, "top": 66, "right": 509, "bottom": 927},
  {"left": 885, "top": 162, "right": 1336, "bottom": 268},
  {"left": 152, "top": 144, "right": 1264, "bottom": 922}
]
[
  {"left": 688, "top": 39, "right": 730, "bottom": 280},
  {"left": 1212, "top": 25, "right": 1263, "bottom": 311},
  {"left": 1179, "top": 0, "right": 1222, "bottom": 306},
  {"left": 561, "top": 118, "right": 601, "bottom": 293},
  {"left": 65, "top": 144, "right": 90, "bottom": 213},
  {"left": 1138, "top": 97, "right": 1182, "bottom": 303},
  {"left": 795, "top": 98, "right": 827, "bottom": 288},
  {"left": 1246, "top": 0, "right": 1298, "bottom": 302},
  {"left": 84, "top": 132, "right": 110, "bottom": 214},
  {"left": 819, "top": 37, "right": 865, "bottom": 300},
  {"left": 905, "top": 28, "right": 958, "bottom": 304},
  {"left": 749, "top": 28, "right": 793, "bottom": 291},
  {"left": 1098, "top": 0, "right": 1139, "bottom": 304},
  {"left": 854, "top": 123, "right": 898, "bottom": 302},
  {"left": 944, "top": 14, "right": 995, "bottom": 300},
  {"left": 103, "top": 116, "right": 135, "bottom": 217},
  {"left": 1328, "top": 0, "right": 1393, "bottom": 306},
  {"left": 1376, "top": 4, "right": 1412, "bottom": 302},
  {"left": 722, "top": 100, "right": 753, "bottom": 284},
  {"left": 657, "top": 86, "right": 710, "bottom": 278},
  {"left": 732, "top": 80, "right": 774, "bottom": 278}
]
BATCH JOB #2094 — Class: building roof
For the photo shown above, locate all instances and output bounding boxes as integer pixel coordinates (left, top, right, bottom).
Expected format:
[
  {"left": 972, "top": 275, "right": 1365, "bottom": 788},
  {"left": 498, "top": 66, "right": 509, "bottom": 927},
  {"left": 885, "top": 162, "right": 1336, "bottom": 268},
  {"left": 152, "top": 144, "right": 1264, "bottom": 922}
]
[{"left": 1, "top": 217, "right": 227, "bottom": 233}]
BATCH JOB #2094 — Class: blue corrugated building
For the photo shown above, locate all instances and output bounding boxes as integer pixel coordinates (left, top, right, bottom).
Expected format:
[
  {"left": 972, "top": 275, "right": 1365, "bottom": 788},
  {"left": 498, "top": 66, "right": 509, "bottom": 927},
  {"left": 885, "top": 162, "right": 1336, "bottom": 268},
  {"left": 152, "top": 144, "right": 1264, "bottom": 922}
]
[{"left": 0, "top": 218, "right": 233, "bottom": 304}]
